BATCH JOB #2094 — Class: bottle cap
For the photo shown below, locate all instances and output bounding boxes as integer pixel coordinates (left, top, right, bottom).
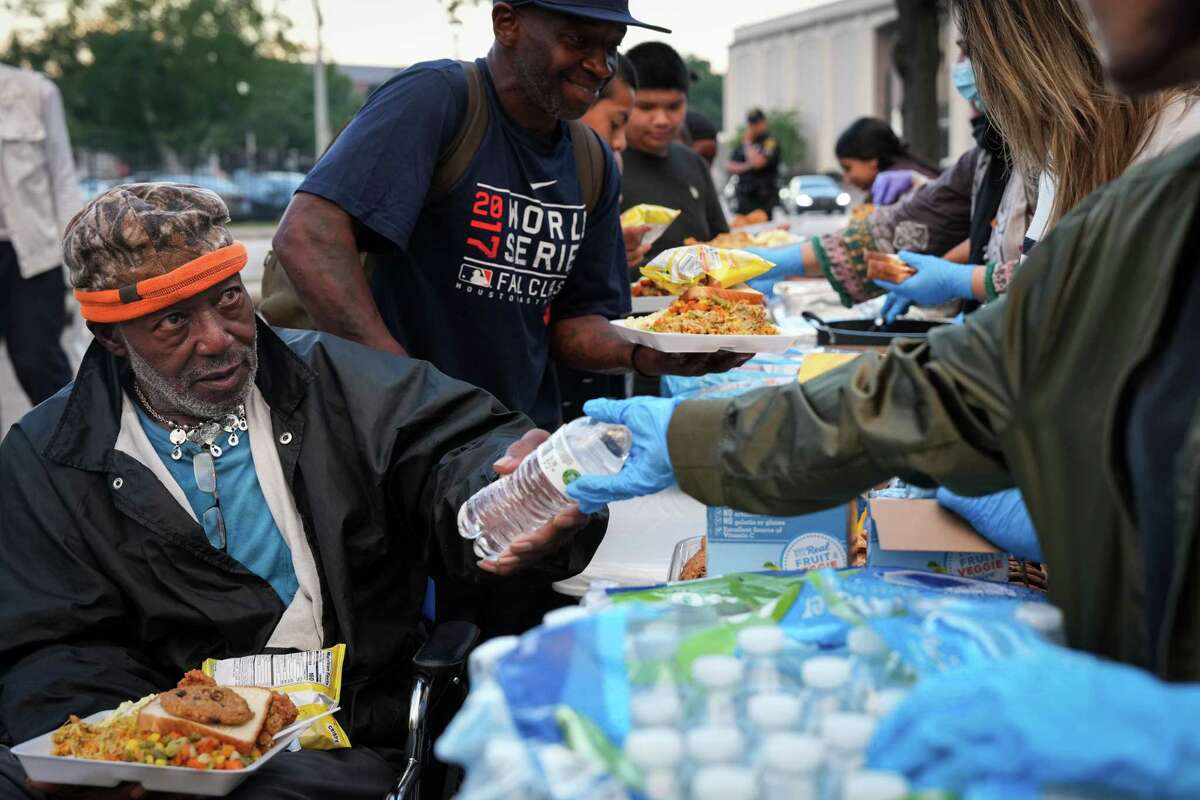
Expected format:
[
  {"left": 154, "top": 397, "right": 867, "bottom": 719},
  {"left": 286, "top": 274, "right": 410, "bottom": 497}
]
[
  {"left": 689, "top": 766, "right": 756, "bottom": 800},
  {"left": 467, "top": 635, "right": 519, "bottom": 684},
  {"left": 865, "top": 688, "right": 909, "bottom": 718},
  {"left": 759, "top": 733, "right": 825, "bottom": 773},
  {"left": 633, "top": 625, "right": 680, "bottom": 662},
  {"left": 737, "top": 625, "right": 786, "bottom": 656},
  {"left": 630, "top": 690, "right": 683, "bottom": 726},
  {"left": 624, "top": 728, "right": 684, "bottom": 768},
  {"left": 1015, "top": 602, "right": 1065, "bottom": 636},
  {"left": 685, "top": 726, "right": 745, "bottom": 762},
  {"left": 542, "top": 605, "right": 590, "bottom": 628},
  {"left": 841, "top": 770, "right": 910, "bottom": 800},
  {"left": 747, "top": 692, "right": 802, "bottom": 730},
  {"left": 691, "top": 655, "right": 744, "bottom": 690},
  {"left": 802, "top": 655, "right": 852, "bottom": 690},
  {"left": 847, "top": 626, "right": 890, "bottom": 658},
  {"left": 821, "top": 712, "right": 877, "bottom": 752}
]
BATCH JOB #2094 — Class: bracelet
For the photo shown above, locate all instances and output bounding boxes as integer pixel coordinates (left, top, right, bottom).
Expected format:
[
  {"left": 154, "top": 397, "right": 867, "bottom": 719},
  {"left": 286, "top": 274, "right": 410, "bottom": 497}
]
[{"left": 629, "top": 344, "right": 657, "bottom": 379}]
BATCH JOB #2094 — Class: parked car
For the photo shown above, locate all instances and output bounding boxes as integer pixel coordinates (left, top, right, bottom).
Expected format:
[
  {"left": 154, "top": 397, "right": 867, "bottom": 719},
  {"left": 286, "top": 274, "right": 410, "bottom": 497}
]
[
  {"left": 780, "top": 174, "right": 851, "bottom": 215},
  {"left": 236, "top": 171, "right": 307, "bottom": 220},
  {"left": 148, "top": 173, "right": 251, "bottom": 218}
]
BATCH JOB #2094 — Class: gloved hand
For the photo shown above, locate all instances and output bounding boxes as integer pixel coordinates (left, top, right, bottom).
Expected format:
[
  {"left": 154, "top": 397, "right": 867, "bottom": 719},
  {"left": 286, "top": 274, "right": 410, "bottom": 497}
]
[
  {"left": 745, "top": 244, "right": 805, "bottom": 295},
  {"left": 566, "top": 397, "right": 679, "bottom": 514},
  {"left": 937, "top": 487, "right": 1044, "bottom": 562},
  {"left": 871, "top": 170, "right": 914, "bottom": 205},
  {"left": 868, "top": 647, "right": 1200, "bottom": 798},
  {"left": 875, "top": 250, "right": 976, "bottom": 323}
]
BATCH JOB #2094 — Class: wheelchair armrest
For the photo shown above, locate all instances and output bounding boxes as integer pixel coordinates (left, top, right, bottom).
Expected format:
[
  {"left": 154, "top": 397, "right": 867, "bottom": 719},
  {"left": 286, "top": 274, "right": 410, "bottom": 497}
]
[{"left": 413, "top": 620, "right": 480, "bottom": 677}]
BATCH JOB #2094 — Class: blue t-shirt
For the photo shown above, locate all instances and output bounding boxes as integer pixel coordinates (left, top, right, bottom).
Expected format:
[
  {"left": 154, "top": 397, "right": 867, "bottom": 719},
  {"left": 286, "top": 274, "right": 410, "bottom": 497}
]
[
  {"left": 299, "top": 59, "right": 630, "bottom": 420},
  {"left": 135, "top": 407, "right": 299, "bottom": 605}
]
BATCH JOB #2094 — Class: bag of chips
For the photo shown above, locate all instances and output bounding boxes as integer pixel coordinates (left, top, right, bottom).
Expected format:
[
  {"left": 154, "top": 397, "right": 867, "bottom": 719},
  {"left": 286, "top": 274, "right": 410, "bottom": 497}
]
[
  {"left": 639, "top": 245, "right": 775, "bottom": 295},
  {"left": 201, "top": 644, "right": 350, "bottom": 750},
  {"left": 619, "top": 204, "right": 681, "bottom": 249}
]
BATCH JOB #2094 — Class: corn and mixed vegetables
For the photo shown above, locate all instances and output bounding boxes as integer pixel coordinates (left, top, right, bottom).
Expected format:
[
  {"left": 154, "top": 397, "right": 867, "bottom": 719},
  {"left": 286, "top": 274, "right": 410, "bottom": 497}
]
[{"left": 51, "top": 715, "right": 260, "bottom": 770}]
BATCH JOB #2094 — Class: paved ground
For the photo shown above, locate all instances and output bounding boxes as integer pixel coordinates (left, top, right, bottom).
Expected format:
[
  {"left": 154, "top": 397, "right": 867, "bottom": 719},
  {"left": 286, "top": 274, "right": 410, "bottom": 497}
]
[{"left": 0, "top": 213, "right": 846, "bottom": 436}]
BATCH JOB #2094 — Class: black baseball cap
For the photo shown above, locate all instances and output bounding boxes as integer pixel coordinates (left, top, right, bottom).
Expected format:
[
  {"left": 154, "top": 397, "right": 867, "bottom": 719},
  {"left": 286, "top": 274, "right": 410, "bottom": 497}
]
[
  {"left": 499, "top": 0, "right": 672, "bottom": 34},
  {"left": 747, "top": 108, "right": 767, "bottom": 124}
]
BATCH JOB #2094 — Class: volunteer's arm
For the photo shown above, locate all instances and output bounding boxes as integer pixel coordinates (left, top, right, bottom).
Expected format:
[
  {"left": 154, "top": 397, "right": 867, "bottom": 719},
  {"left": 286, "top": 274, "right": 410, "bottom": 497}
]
[
  {"left": 667, "top": 291, "right": 1021, "bottom": 515},
  {"left": 0, "top": 428, "right": 170, "bottom": 746},
  {"left": 273, "top": 193, "right": 407, "bottom": 356},
  {"left": 549, "top": 315, "right": 748, "bottom": 376}
]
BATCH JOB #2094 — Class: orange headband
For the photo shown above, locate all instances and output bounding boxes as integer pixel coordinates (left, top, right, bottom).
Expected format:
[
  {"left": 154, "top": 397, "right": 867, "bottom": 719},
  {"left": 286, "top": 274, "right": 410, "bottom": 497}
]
[{"left": 74, "top": 243, "right": 248, "bottom": 323}]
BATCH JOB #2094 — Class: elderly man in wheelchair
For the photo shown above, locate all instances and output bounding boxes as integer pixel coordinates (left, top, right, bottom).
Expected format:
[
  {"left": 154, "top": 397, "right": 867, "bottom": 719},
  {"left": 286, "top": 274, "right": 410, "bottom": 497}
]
[{"left": 0, "top": 183, "right": 605, "bottom": 800}]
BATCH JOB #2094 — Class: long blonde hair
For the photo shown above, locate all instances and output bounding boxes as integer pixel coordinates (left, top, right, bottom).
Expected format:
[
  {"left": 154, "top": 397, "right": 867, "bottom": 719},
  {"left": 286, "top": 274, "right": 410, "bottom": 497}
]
[{"left": 954, "top": 0, "right": 1175, "bottom": 226}]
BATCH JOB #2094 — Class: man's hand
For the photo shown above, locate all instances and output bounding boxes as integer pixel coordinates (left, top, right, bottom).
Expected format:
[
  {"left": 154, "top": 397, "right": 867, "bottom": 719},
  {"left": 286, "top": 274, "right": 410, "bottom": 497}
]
[
  {"left": 477, "top": 430, "right": 588, "bottom": 576},
  {"left": 623, "top": 224, "right": 653, "bottom": 269},
  {"left": 634, "top": 347, "right": 753, "bottom": 378}
]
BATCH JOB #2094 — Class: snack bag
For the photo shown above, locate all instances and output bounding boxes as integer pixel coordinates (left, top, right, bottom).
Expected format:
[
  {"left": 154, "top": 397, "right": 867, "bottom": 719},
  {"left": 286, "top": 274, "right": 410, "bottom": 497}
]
[
  {"left": 202, "top": 644, "right": 350, "bottom": 750},
  {"left": 639, "top": 245, "right": 775, "bottom": 295},
  {"left": 620, "top": 204, "right": 680, "bottom": 249}
]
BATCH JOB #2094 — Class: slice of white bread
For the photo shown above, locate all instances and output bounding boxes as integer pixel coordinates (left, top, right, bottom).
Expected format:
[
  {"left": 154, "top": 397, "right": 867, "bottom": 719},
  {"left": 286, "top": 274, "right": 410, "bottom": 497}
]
[
  {"left": 681, "top": 285, "right": 765, "bottom": 305},
  {"left": 137, "top": 686, "right": 274, "bottom": 755}
]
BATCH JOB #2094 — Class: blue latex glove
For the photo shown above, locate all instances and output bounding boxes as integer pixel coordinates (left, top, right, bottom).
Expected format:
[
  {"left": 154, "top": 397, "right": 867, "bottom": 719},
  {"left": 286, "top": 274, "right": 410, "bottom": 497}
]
[
  {"left": 566, "top": 397, "right": 679, "bottom": 514},
  {"left": 875, "top": 250, "right": 976, "bottom": 323},
  {"left": 868, "top": 647, "right": 1200, "bottom": 798},
  {"left": 937, "top": 487, "right": 1044, "bottom": 562},
  {"left": 745, "top": 244, "right": 806, "bottom": 295},
  {"left": 871, "top": 169, "right": 914, "bottom": 205}
]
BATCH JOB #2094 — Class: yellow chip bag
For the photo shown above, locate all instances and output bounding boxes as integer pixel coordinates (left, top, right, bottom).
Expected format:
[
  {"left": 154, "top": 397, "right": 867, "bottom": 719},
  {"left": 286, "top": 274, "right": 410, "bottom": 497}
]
[
  {"left": 639, "top": 245, "right": 775, "bottom": 294},
  {"left": 201, "top": 644, "right": 351, "bottom": 751},
  {"left": 620, "top": 204, "right": 681, "bottom": 249}
]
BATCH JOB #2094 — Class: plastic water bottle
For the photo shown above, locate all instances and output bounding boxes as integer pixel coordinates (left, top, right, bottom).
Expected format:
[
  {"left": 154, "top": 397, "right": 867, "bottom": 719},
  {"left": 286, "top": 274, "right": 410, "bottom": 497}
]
[
  {"left": 1015, "top": 601, "right": 1066, "bottom": 645},
  {"left": 759, "top": 733, "right": 825, "bottom": 800},
  {"left": 737, "top": 626, "right": 786, "bottom": 693},
  {"left": 747, "top": 692, "right": 803, "bottom": 737},
  {"left": 864, "top": 688, "right": 909, "bottom": 719},
  {"left": 821, "top": 713, "right": 878, "bottom": 800},
  {"left": 542, "top": 605, "right": 590, "bottom": 628},
  {"left": 458, "top": 418, "right": 632, "bottom": 559},
  {"left": 631, "top": 690, "right": 684, "bottom": 729},
  {"left": 840, "top": 770, "right": 909, "bottom": 800},
  {"left": 802, "top": 656, "right": 852, "bottom": 730},
  {"left": 583, "top": 579, "right": 620, "bottom": 609},
  {"left": 685, "top": 726, "right": 745, "bottom": 766},
  {"left": 691, "top": 655, "right": 744, "bottom": 725},
  {"left": 846, "top": 627, "right": 891, "bottom": 709},
  {"left": 625, "top": 728, "right": 685, "bottom": 800},
  {"left": 690, "top": 766, "right": 757, "bottom": 800}
]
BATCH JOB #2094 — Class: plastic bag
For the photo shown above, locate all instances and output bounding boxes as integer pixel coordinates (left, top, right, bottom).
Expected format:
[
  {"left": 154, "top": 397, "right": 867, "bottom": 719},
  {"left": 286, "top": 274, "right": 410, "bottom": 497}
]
[
  {"left": 201, "top": 644, "right": 350, "bottom": 750},
  {"left": 639, "top": 245, "right": 775, "bottom": 294},
  {"left": 620, "top": 204, "right": 681, "bottom": 250}
]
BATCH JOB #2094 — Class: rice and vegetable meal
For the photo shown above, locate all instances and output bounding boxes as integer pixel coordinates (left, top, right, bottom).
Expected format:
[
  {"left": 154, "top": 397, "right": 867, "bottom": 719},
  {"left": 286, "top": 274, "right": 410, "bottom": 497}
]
[{"left": 635, "top": 294, "right": 779, "bottom": 336}]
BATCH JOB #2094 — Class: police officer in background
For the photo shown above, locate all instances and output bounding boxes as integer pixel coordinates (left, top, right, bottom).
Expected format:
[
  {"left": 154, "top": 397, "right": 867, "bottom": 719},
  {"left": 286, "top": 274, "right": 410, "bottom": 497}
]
[{"left": 727, "top": 108, "right": 781, "bottom": 216}]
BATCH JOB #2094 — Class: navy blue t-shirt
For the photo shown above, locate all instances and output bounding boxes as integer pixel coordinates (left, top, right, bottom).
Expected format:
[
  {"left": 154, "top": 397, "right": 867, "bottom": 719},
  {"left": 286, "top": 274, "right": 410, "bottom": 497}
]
[{"left": 299, "top": 59, "right": 629, "bottom": 419}]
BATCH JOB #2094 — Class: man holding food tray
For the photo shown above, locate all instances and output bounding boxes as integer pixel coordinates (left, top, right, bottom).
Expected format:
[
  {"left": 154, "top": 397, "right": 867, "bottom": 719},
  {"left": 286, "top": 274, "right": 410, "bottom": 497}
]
[{"left": 0, "top": 183, "right": 607, "bottom": 798}]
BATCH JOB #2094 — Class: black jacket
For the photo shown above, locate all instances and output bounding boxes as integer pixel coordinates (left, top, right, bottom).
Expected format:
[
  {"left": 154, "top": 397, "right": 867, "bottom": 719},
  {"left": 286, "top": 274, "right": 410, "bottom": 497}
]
[{"left": 0, "top": 321, "right": 605, "bottom": 747}]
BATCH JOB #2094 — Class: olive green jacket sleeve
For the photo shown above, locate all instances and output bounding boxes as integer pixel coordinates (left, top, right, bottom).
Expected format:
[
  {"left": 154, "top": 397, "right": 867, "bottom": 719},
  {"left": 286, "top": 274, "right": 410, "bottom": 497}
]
[{"left": 667, "top": 295, "right": 1026, "bottom": 515}]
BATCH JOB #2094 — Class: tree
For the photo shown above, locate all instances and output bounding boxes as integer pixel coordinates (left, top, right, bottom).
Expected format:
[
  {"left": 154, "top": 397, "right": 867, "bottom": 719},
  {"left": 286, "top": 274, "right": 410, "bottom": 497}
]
[
  {"left": 685, "top": 55, "right": 724, "bottom": 131},
  {"left": 3, "top": 0, "right": 300, "bottom": 171},
  {"left": 893, "top": 0, "right": 943, "bottom": 163}
]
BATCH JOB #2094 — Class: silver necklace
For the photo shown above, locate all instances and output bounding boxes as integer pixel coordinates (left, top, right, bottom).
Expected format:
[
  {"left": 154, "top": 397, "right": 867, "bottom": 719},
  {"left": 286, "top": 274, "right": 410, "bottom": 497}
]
[{"left": 133, "top": 383, "right": 248, "bottom": 461}]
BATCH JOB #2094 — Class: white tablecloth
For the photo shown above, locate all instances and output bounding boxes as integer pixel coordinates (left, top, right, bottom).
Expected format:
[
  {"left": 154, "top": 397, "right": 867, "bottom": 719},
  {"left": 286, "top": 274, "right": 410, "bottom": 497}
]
[{"left": 554, "top": 487, "right": 707, "bottom": 597}]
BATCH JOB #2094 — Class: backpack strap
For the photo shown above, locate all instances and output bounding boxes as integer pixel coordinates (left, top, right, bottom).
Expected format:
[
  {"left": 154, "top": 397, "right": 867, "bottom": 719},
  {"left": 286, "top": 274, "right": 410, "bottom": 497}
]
[
  {"left": 567, "top": 120, "right": 606, "bottom": 214},
  {"left": 429, "top": 60, "right": 489, "bottom": 200}
]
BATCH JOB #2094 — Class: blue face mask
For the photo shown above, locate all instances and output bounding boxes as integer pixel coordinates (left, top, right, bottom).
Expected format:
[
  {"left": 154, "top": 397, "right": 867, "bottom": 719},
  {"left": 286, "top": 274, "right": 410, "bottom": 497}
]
[{"left": 952, "top": 59, "right": 982, "bottom": 109}]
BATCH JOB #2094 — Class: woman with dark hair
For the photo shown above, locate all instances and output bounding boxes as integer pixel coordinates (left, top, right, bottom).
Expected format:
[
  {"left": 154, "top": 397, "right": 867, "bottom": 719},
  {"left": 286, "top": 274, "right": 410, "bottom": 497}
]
[{"left": 834, "top": 117, "right": 941, "bottom": 197}]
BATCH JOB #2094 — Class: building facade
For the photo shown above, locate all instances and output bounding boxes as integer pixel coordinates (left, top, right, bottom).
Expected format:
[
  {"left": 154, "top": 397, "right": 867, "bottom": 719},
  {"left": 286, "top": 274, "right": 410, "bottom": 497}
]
[{"left": 725, "top": 0, "right": 973, "bottom": 173}]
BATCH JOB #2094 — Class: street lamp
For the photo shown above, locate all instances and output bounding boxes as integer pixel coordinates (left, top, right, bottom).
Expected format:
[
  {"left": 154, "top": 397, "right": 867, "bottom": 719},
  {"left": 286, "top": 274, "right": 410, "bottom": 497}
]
[{"left": 312, "top": 0, "right": 331, "bottom": 158}]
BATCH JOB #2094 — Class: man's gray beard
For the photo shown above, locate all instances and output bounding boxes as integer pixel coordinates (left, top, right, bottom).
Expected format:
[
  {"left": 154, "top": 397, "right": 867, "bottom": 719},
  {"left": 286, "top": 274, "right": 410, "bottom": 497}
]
[
  {"left": 123, "top": 332, "right": 258, "bottom": 420},
  {"left": 514, "top": 50, "right": 564, "bottom": 118}
]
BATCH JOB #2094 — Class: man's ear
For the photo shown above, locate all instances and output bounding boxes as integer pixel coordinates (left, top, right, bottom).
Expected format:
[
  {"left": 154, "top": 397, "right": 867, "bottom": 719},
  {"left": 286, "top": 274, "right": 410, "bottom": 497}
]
[
  {"left": 493, "top": 2, "right": 521, "bottom": 48},
  {"left": 89, "top": 322, "right": 128, "bottom": 358}
]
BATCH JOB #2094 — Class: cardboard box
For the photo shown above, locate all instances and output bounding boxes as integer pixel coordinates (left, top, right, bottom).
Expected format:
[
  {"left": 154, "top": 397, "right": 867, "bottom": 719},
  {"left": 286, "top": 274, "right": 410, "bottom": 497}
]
[
  {"left": 867, "top": 498, "right": 1009, "bottom": 582},
  {"left": 707, "top": 506, "right": 849, "bottom": 576}
]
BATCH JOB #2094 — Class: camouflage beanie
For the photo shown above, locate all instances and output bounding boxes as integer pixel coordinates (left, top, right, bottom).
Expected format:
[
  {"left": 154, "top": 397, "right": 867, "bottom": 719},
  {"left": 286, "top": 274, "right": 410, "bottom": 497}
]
[{"left": 64, "top": 182, "right": 234, "bottom": 292}]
